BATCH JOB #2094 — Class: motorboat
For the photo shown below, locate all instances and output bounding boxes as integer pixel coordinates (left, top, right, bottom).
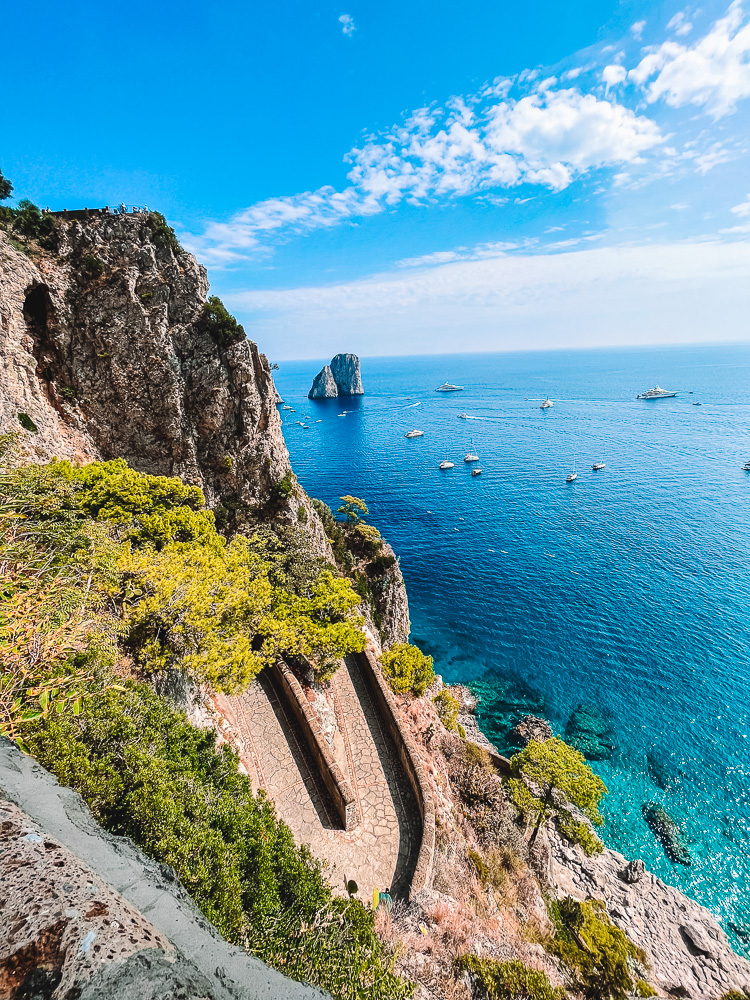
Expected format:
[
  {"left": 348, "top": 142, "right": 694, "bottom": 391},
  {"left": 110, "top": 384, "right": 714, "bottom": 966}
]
[
  {"left": 464, "top": 453, "right": 479, "bottom": 463},
  {"left": 458, "top": 413, "right": 468, "bottom": 419},
  {"left": 540, "top": 397, "right": 554, "bottom": 409},
  {"left": 566, "top": 471, "right": 578, "bottom": 482},
  {"left": 405, "top": 429, "right": 424, "bottom": 438},
  {"left": 592, "top": 461, "right": 606, "bottom": 471},
  {"left": 743, "top": 459, "right": 750, "bottom": 471},
  {"left": 636, "top": 385, "right": 677, "bottom": 399},
  {"left": 471, "top": 468, "right": 482, "bottom": 476},
  {"left": 439, "top": 461, "right": 455, "bottom": 470},
  {"left": 436, "top": 383, "right": 464, "bottom": 391}
]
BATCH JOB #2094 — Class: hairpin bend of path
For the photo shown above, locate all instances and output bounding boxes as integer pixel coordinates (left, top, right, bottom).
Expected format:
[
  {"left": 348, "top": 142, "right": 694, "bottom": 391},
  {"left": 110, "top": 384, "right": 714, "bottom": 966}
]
[{"left": 215, "top": 652, "right": 422, "bottom": 900}]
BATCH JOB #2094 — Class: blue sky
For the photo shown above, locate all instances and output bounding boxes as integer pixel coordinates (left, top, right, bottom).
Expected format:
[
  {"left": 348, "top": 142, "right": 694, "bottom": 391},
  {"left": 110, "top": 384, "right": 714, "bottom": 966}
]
[{"left": 3, "top": 0, "right": 749, "bottom": 358}]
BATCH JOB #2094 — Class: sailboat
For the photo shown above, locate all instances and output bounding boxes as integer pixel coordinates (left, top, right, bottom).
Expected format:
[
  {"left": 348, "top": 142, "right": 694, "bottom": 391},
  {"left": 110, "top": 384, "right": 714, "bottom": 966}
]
[{"left": 566, "top": 457, "right": 578, "bottom": 482}]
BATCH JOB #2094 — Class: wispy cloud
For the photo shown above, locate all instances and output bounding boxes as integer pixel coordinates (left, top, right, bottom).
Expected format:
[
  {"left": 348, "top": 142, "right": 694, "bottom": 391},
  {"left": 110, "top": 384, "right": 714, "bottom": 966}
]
[
  {"left": 631, "top": 20, "right": 647, "bottom": 39},
  {"left": 667, "top": 10, "right": 694, "bottom": 36},
  {"left": 339, "top": 13, "right": 356, "bottom": 36}
]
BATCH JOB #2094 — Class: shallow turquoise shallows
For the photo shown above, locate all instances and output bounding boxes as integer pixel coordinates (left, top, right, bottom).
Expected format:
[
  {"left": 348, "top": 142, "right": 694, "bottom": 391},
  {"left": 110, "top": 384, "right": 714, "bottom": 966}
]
[{"left": 274, "top": 343, "right": 750, "bottom": 951}]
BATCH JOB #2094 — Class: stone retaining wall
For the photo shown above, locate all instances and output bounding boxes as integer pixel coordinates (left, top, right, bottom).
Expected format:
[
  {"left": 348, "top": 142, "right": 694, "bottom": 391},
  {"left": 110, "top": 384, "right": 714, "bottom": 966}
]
[
  {"left": 356, "top": 649, "right": 436, "bottom": 898},
  {"left": 271, "top": 660, "right": 358, "bottom": 830}
]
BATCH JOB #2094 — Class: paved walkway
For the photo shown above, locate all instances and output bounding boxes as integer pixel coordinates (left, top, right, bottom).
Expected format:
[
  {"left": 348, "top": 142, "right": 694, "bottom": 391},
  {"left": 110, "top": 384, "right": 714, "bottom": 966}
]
[{"left": 219, "top": 656, "right": 420, "bottom": 900}]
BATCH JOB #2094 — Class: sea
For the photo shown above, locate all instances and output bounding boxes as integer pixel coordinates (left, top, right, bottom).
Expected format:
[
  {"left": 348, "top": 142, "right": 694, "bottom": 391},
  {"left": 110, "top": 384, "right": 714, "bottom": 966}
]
[{"left": 273, "top": 343, "right": 750, "bottom": 951}]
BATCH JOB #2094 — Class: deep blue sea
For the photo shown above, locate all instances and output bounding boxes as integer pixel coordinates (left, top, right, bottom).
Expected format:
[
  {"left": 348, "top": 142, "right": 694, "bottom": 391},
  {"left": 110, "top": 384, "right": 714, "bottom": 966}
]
[{"left": 273, "top": 343, "right": 750, "bottom": 950}]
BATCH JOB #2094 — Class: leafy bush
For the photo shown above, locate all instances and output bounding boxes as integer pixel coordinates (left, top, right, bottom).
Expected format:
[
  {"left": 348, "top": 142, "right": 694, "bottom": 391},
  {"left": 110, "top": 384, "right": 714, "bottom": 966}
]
[
  {"left": 455, "top": 954, "right": 566, "bottom": 999},
  {"left": 81, "top": 254, "right": 104, "bottom": 278},
  {"left": 194, "top": 295, "right": 245, "bottom": 348},
  {"left": 549, "top": 898, "right": 647, "bottom": 1000},
  {"left": 0, "top": 168, "right": 12, "bottom": 201},
  {"left": 6, "top": 199, "right": 59, "bottom": 249},
  {"left": 146, "top": 211, "right": 184, "bottom": 256},
  {"left": 25, "top": 683, "right": 410, "bottom": 999},
  {"left": 17, "top": 412, "right": 38, "bottom": 433},
  {"left": 433, "top": 689, "right": 460, "bottom": 732},
  {"left": 380, "top": 642, "right": 435, "bottom": 696},
  {"left": 634, "top": 982, "right": 657, "bottom": 997}
]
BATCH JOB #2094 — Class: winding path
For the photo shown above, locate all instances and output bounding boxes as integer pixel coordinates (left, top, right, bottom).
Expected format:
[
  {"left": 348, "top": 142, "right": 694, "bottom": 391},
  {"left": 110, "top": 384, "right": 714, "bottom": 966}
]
[{"left": 219, "top": 655, "right": 421, "bottom": 900}]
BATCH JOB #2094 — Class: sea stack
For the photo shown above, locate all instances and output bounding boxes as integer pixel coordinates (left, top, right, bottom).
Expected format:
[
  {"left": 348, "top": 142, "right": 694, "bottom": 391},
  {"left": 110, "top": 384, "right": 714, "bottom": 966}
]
[
  {"left": 308, "top": 365, "right": 338, "bottom": 399},
  {"left": 308, "top": 353, "right": 364, "bottom": 399}
]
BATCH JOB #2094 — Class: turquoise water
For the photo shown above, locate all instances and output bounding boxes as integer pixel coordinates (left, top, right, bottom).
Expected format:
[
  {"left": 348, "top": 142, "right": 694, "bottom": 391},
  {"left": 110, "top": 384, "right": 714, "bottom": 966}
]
[{"left": 273, "top": 343, "right": 750, "bottom": 949}]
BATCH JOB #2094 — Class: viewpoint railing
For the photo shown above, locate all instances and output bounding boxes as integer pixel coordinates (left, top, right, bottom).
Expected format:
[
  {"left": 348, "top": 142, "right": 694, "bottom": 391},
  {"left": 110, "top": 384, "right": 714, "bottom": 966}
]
[{"left": 44, "top": 205, "right": 152, "bottom": 220}]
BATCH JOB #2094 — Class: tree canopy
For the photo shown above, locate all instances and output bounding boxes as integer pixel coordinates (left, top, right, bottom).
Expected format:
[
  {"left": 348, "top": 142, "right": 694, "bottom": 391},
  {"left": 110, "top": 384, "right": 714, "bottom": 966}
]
[
  {"left": 337, "top": 495, "right": 369, "bottom": 523},
  {"left": 0, "top": 168, "right": 12, "bottom": 201}
]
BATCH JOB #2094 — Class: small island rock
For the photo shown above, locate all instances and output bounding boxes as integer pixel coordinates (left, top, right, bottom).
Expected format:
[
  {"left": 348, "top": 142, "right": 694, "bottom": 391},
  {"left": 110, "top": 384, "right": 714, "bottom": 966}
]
[
  {"left": 330, "top": 353, "right": 364, "bottom": 395},
  {"left": 509, "top": 715, "right": 553, "bottom": 746},
  {"left": 308, "top": 365, "right": 338, "bottom": 399}
]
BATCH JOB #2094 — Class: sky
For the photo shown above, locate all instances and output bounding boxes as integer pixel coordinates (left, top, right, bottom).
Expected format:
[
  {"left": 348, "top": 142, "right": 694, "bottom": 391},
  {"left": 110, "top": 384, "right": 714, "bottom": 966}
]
[{"left": 3, "top": 0, "right": 750, "bottom": 358}]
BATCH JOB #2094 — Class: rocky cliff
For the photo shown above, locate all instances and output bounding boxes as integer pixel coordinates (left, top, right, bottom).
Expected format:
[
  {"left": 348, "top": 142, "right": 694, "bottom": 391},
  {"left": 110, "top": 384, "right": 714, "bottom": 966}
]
[
  {"left": 308, "top": 364, "right": 338, "bottom": 399},
  {"left": 0, "top": 214, "right": 329, "bottom": 552}
]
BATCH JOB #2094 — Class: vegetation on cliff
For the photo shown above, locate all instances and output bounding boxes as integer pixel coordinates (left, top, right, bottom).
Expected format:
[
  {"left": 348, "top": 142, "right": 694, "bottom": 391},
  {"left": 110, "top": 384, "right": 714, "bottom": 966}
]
[{"left": 0, "top": 437, "right": 403, "bottom": 999}]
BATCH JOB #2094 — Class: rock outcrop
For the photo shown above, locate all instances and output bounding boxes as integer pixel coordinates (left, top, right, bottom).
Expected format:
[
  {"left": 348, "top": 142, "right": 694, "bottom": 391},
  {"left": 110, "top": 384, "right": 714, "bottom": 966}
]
[
  {"left": 308, "top": 364, "right": 338, "bottom": 399},
  {"left": 330, "top": 353, "right": 363, "bottom": 395},
  {"left": 0, "top": 215, "right": 330, "bottom": 553},
  {"left": 510, "top": 715, "right": 554, "bottom": 747},
  {"left": 308, "top": 353, "right": 363, "bottom": 398},
  {"left": 547, "top": 827, "right": 750, "bottom": 999}
]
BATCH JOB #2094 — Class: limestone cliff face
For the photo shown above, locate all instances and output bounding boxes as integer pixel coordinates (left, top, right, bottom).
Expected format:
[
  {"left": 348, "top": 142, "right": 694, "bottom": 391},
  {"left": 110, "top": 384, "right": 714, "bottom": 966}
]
[
  {"left": 330, "top": 353, "right": 363, "bottom": 395},
  {"left": 308, "top": 364, "right": 338, "bottom": 399},
  {"left": 0, "top": 215, "right": 329, "bottom": 553},
  {"left": 369, "top": 542, "right": 411, "bottom": 650}
]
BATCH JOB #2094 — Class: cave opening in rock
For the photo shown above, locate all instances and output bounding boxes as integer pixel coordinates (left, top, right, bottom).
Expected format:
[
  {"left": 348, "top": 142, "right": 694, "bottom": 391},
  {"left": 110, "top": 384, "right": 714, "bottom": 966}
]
[{"left": 23, "top": 284, "right": 52, "bottom": 339}]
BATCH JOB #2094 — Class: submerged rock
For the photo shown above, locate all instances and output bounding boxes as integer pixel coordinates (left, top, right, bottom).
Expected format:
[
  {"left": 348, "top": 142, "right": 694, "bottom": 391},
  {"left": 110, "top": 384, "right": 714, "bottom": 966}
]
[
  {"left": 642, "top": 803, "right": 692, "bottom": 866},
  {"left": 647, "top": 751, "right": 683, "bottom": 790},
  {"left": 509, "top": 715, "right": 553, "bottom": 747},
  {"left": 308, "top": 364, "right": 338, "bottom": 399},
  {"left": 330, "top": 353, "right": 364, "bottom": 395},
  {"left": 564, "top": 704, "right": 616, "bottom": 760}
]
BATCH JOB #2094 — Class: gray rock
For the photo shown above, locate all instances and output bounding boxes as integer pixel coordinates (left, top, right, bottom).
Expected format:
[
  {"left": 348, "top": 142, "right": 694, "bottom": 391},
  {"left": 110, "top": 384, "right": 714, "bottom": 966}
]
[
  {"left": 330, "top": 353, "right": 363, "bottom": 395},
  {"left": 308, "top": 365, "right": 338, "bottom": 399},
  {"left": 620, "top": 858, "right": 646, "bottom": 883},
  {"left": 510, "top": 715, "right": 553, "bottom": 746},
  {"left": 680, "top": 922, "right": 718, "bottom": 958}
]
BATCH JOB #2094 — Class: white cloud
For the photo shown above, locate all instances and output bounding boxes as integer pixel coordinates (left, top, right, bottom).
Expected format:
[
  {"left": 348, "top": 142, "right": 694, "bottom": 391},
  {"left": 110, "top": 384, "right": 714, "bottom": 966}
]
[
  {"left": 339, "top": 13, "right": 356, "bottom": 36},
  {"left": 631, "top": 20, "right": 647, "bottom": 39},
  {"left": 630, "top": 1, "right": 750, "bottom": 117},
  {"left": 602, "top": 63, "right": 628, "bottom": 90},
  {"left": 667, "top": 11, "right": 693, "bottom": 36},
  {"left": 226, "top": 240, "right": 750, "bottom": 358},
  {"left": 722, "top": 192, "right": 750, "bottom": 230},
  {"left": 188, "top": 82, "right": 661, "bottom": 262}
]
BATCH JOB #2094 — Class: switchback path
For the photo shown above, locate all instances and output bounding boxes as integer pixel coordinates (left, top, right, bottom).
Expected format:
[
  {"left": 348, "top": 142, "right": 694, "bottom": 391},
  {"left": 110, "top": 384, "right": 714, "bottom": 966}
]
[{"left": 218, "top": 655, "right": 420, "bottom": 900}]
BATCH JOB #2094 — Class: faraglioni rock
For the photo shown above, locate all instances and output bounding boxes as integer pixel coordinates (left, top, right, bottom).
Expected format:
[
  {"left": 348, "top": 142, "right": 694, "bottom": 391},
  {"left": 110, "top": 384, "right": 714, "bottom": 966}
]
[
  {"left": 308, "top": 364, "right": 338, "bottom": 399},
  {"left": 308, "top": 353, "right": 364, "bottom": 398},
  {"left": 330, "top": 353, "right": 364, "bottom": 395}
]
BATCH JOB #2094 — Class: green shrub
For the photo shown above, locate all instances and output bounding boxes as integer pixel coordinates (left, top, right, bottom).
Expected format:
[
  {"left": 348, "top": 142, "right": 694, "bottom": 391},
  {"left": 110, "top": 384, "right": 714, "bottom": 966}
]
[
  {"left": 549, "top": 898, "right": 646, "bottom": 1000},
  {"left": 81, "top": 254, "right": 104, "bottom": 278},
  {"left": 8, "top": 199, "right": 59, "bottom": 249},
  {"left": 60, "top": 386, "right": 77, "bottom": 402},
  {"left": 221, "top": 455, "right": 233, "bottom": 470},
  {"left": 146, "top": 211, "right": 183, "bottom": 256},
  {"left": 455, "top": 954, "right": 566, "bottom": 999},
  {"left": 380, "top": 642, "right": 434, "bottom": 696},
  {"left": 194, "top": 295, "right": 245, "bottom": 348},
  {"left": 17, "top": 412, "right": 38, "bottom": 433},
  {"left": 634, "top": 981, "right": 657, "bottom": 997},
  {"left": 433, "top": 689, "right": 460, "bottom": 731}
]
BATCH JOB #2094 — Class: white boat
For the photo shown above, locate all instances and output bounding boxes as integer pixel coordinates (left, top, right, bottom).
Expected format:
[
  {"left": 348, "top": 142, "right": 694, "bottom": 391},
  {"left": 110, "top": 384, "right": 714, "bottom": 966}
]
[
  {"left": 464, "top": 453, "right": 479, "bottom": 463},
  {"left": 566, "top": 457, "right": 578, "bottom": 482},
  {"left": 540, "top": 397, "right": 554, "bottom": 409},
  {"left": 471, "top": 468, "right": 482, "bottom": 476},
  {"left": 405, "top": 429, "right": 424, "bottom": 438},
  {"left": 636, "top": 385, "right": 677, "bottom": 399},
  {"left": 439, "top": 461, "right": 455, "bottom": 470},
  {"left": 743, "top": 459, "right": 750, "bottom": 471},
  {"left": 592, "top": 461, "right": 606, "bottom": 471},
  {"left": 436, "top": 383, "right": 464, "bottom": 392},
  {"left": 458, "top": 413, "right": 468, "bottom": 419}
]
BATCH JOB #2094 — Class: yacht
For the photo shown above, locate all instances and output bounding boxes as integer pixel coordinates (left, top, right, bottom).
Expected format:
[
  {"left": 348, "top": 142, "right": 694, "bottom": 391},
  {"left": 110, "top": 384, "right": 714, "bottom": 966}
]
[
  {"left": 471, "top": 468, "right": 482, "bottom": 476},
  {"left": 436, "top": 383, "right": 464, "bottom": 392},
  {"left": 636, "top": 385, "right": 677, "bottom": 399},
  {"left": 540, "top": 397, "right": 554, "bottom": 409},
  {"left": 405, "top": 429, "right": 424, "bottom": 438},
  {"left": 592, "top": 461, "right": 606, "bottom": 471},
  {"left": 464, "top": 453, "right": 479, "bottom": 463},
  {"left": 439, "top": 461, "right": 455, "bottom": 470}
]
